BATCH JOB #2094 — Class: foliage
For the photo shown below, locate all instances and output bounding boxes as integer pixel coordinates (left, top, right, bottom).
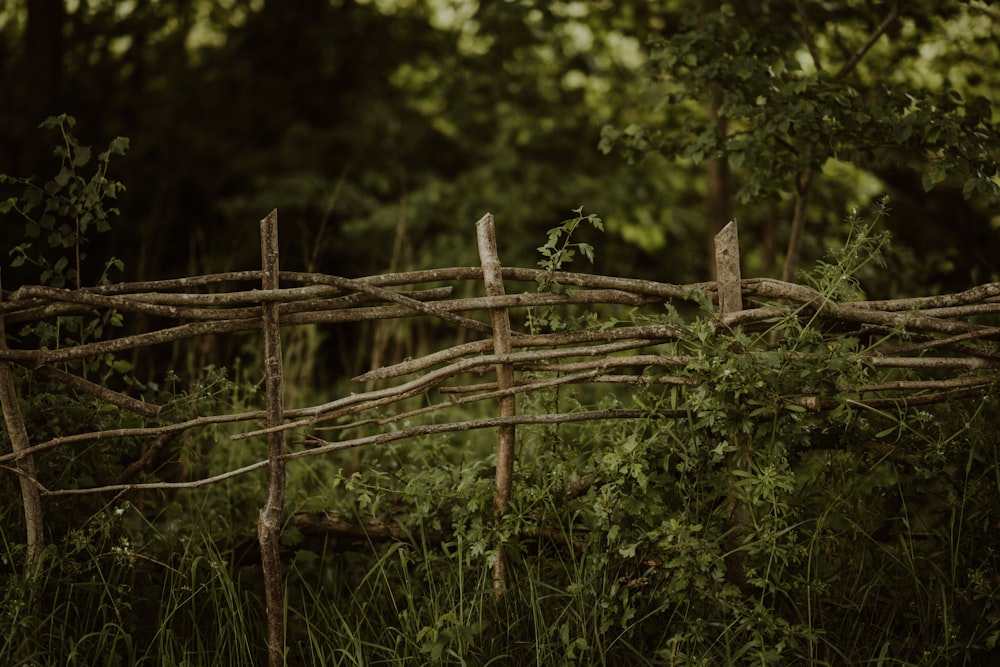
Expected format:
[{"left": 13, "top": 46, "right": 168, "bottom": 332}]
[
  {"left": 0, "top": 124, "right": 264, "bottom": 664},
  {"left": 530, "top": 206, "right": 605, "bottom": 333},
  {"left": 600, "top": 0, "right": 1000, "bottom": 287},
  {"left": 3, "top": 0, "right": 998, "bottom": 381},
  {"left": 2, "top": 161, "right": 1000, "bottom": 663},
  {"left": 536, "top": 206, "right": 605, "bottom": 289},
  {"left": 604, "top": 4, "right": 999, "bottom": 199},
  {"left": 2, "top": 114, "right": 128, "bottom": 290},
  {"left": 1, "top": 7, "right": 1000, "bottom": 661}
]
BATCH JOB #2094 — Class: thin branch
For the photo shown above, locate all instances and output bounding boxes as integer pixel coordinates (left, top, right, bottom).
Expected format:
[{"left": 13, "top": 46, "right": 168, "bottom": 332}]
[
  {"left": 35, "top": 364, "right": 162, "bottom": 417},
  {"left": 795, "top": 0, "right": 824, "bottom": 72},
  {"left": 354, "top": 323, "right": 684, "bottom": 382},
  {"left": 834, "top": 0, "right": 902, "bottom": 81},
  {"left": 234, "top": 339, "right": 659, "bottom": 440}
]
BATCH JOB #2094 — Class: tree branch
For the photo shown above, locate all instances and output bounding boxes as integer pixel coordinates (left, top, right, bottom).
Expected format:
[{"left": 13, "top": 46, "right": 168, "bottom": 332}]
[{"left": 834, "top": 0, "right": 902, "bottom": 81}]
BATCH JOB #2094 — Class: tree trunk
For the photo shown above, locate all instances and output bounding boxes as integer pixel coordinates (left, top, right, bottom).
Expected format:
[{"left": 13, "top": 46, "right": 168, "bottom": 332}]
[{"left": 702, "top": 0, "right": 732, "bottom": 278}]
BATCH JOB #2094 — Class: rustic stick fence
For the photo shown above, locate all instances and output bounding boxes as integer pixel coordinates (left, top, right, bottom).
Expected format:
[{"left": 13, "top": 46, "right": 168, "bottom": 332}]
[{"left": 3, "top": 211, "right": 1000, "bottom": 664}]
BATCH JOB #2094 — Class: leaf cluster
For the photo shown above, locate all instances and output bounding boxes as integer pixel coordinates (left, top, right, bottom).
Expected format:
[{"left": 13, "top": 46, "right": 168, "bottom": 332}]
[
  {"left": 2, "top": 114, "right": 128, "bottom": 290},
  {"left": 601, "top": 2, "right": 1000, "bottom": 205}
]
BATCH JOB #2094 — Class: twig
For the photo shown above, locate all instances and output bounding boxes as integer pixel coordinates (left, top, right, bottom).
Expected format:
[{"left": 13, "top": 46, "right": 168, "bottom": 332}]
[
  {"left": 234, "top": 339, "right": 658, "bottom": 439},
  {"left": 795, "top": 0, "right": 824, "bottom": 72},
  {"left": 35, "top": 364, "right": 162, "bottom": 417},
  {"left": 834, "top": 0, "right": 902, "bottom": 81},
  {"left": 354, "top": 323, "right": 683, "bottom": 382}
]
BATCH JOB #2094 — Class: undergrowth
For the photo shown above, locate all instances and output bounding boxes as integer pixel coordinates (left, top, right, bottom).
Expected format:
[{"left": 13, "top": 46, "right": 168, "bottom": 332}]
[{"left": 2, "top": 126, "right": 1000, "bottom": 666}]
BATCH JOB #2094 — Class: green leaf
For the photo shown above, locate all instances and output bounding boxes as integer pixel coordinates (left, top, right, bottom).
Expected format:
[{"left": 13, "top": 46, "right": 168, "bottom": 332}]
[
  {"left": 53, "top": 167, "right": 72, "bottom": 188},
  {"left": 38, "top": 115, "right": 65, "bottom": 130},
  {"left": 108, "top": 136, "right": 130, "bottom": 155},
  {"left": 962, "top": 176, "right": 978, "bottom": 199},
  {"left": 112, "top": 359, "right": 133, "bottom": 374},
  {"left": 280, "top": 526, "right": 305, "bottom": 547},
  {"left": 72, "top": 144, "right": 92, "bottom": 168}
]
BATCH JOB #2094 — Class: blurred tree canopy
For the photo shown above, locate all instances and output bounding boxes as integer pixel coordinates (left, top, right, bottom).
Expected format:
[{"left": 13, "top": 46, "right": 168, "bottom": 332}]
[{"left": 1, "top": 0, "right": 998, "bottom": 294}]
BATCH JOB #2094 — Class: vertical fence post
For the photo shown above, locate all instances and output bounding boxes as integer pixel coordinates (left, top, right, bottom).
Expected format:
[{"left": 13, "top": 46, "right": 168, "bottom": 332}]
[
  {"left": 714, "top": 220, "right": 750, "bottom": 592},
  {"left": 475, "top": 213, "right": 516, "bottom": 599},
  {"left": 715, "top": 220, "right": 743, "bottom": 313},
  {"left": 0, "top": 270, "right": 44, "bottom": 576},
  {"left": 257, "top": 209, "right": 287, "bottom": 667}
]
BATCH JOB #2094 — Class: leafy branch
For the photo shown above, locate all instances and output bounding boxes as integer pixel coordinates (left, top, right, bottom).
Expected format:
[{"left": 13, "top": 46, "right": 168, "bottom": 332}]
[{"left": 2, "top": 114, "right": 129, "bottom": 290}]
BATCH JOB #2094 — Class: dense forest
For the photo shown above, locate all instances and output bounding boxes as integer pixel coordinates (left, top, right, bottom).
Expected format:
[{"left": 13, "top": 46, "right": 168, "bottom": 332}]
[
  {"left": 2, "top": 1, "right": 998, "bottom": 290},
  {"left": 2, "top": 1, "right": 1000, "bottom": 665}
]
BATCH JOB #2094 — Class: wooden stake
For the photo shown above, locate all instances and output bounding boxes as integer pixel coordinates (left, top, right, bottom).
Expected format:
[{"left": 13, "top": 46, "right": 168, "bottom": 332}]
[
  {"left": 714, "top": 220, "right": 751, "bottom": 592},
  {"left": 715, "top": 220, "right": 743, "bottom": 313},
  {"left": 475, "top": 213, "right": 516, "bottom": 599},
  {"left": 256, "top": 209, "right": 287, "bottom": 667},
  {"left": 0, "top": 269, "right": 45, "bottom": 576}
]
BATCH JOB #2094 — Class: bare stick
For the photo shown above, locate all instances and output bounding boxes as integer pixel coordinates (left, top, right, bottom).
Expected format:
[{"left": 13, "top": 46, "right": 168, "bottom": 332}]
[
  {"left": 112, "top": 430, "right": 183, "bottom": 485},
  {"left": 0, "top": 270, "right": 45, "bottom": 575},
  {"left": 256, "top": 210, "right": 287, "bottom": 667},
  {"left": 238, "top": 339, "right": 658, "bottom": 439},
  {"left": 0, "top": 289, "right": 653, "bottom": 365},
  {"left": 715, "top": 221, "right": 743, "bottom": 312},
  {"left": 38, "top": 383, "right": 993, "bottom": 498},
  {"left": 355, "top": 323, "right": 683, "bottom": 382},
  {"left": 35, "top": 364, "right": 162, "bottom": 417},
  {"left": 476, "top": 213, "right": 517, "bottom": 599},
  {"left": 715, "top": 224, "right": 750, "bottom": 592}
]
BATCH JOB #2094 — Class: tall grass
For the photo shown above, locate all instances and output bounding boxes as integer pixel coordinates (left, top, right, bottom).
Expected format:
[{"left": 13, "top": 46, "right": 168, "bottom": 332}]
[
  {"left": 3, "top": 413, "right": 1000, "bottom": 666},
  {"left": 0, "top": 498, "right": 262, "bottom": 666}
]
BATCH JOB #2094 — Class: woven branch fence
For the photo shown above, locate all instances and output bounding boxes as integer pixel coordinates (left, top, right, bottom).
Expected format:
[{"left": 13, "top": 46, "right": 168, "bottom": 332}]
[{"left": 3, "top": 211, "right": 1000, "bottom": 664}]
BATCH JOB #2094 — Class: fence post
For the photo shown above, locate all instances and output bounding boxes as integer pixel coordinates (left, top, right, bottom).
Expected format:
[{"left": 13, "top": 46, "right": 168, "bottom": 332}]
[
  {"left": 475, "top": 213, "right": 516, "bottom": 599},
  {"left": 257, "top": 209, "right": 287, "bottom": 667},
  {"left": 714, "top": 220, "right": 751, "bottom": 592},
  {"left": 715, "top": 220, "right": 742, "bottom": 313},
  {"left": 0, "top": 270, "right": 45, "bottom": 576}
]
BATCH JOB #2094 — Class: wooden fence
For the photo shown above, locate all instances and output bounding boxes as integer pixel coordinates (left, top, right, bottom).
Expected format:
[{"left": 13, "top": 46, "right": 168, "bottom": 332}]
[{"left": 3, "top": 211, "right": 1000, "bottom": 664}]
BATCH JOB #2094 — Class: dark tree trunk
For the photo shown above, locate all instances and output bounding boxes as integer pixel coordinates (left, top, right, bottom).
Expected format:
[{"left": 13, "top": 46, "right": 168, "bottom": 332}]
[{"left": 702, "top": 0, "right": 732, "bottom": 279}]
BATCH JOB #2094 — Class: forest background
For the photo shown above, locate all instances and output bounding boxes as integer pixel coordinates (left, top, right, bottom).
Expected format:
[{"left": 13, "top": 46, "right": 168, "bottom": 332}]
[
  {"left": 3, "top": 1, "right": 998, "bottom": 325},
  {"left": 2, "top": 1, "right": 1000, "bottom": 665}
]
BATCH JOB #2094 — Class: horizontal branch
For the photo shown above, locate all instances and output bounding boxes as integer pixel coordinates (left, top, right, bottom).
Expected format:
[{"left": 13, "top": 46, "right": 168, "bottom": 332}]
[
  {"left": 235, "top": 339, "right": 658, "bottom": 439},
  {"left": 354, "top": 324, "right": 685, "bottom": 381},
  {"left": 35, "top": 364, "right": 163, "bottom": 417}
]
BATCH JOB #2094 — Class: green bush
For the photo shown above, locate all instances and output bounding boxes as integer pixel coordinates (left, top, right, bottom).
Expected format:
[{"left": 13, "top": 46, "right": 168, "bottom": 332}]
[{"left": 2, "top": 124, "right": 999, "bottom": 666}]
